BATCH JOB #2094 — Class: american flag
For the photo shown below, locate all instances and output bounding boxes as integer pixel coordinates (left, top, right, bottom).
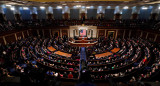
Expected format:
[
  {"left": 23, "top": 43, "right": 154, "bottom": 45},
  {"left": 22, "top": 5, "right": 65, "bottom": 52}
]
[{"left": 80, "top": 30, "right": 86, "bottom": 37}]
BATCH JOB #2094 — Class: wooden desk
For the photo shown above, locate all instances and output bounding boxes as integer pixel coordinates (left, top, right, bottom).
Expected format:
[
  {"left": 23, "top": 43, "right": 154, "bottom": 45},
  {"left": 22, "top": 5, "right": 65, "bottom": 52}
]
[
  {"left": 78, "top": 37, "right": 88, "bottom": 40},
  {"left": 95, "top": 48, "right": 120, "bottom": 58},
  {"left": 95, "top": 52, "right": 112, "bottom": 58},
  {"left": 48, "top": 46, "right": 56, "bottom": 52},
  {"left": 54, "top": 51, "right": 72, "bottom": 57},
  {"left": 111, "top": 48, "right": 120, "bottom": 53},
  {"left": 75, "top": 40, "right": 95, "bottom": 43},
  {"left": 68, "top": 41, "right": 98, "bottom": 47}
]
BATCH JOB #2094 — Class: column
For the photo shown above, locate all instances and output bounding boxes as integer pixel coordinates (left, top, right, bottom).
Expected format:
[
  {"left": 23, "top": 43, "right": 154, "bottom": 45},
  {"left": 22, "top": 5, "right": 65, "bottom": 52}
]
[
  {"left": 0, "top": 5, "right": 6, "bottom": 21},
  {"left": 63, "top": 6, "right": 70, "bottom": 19},
  {"left": 80, "top": 6, "right": 87, "bottom": 19},
  {"left": 3, "top": 36, "right": 7, "bottom": 45},
  {"left": 114, "top": 6, "right": 122, "bottom": 20},
  {"left": 97, "top": 6, "right": 105, "bottom": 19},
  {"left": 131, "top": 6, "right": 140, "bottom": 19},
  {"left": 14, "top": 6, "right": 21, "bottom": 20},
  {"left": 46, "top": 6, "right": 53, "bottom": 19},
  {"left": 151, "top": 5, "right": 159, "bottom": 20},
  {"left": 30, "top": 7, "right": 37, "bottom": 20}
]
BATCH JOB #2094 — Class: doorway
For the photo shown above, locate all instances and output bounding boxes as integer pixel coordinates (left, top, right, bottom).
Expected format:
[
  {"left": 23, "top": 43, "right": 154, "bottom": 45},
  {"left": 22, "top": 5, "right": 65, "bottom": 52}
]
[{"left": 107, "top": 31, "right": 115, "bottom": 38}]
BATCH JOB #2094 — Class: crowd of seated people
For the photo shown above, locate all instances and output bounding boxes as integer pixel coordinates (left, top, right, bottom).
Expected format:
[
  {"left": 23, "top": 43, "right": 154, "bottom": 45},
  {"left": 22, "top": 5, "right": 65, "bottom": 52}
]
[
  {"left": 84, "top": 37, "right": 160, "bottom": 83},
  {"left": 0, "top": 34, "right": 160, "bottom": 86},
  {"left": 0, "top": 36, "right": 81, "bottom": 86}
]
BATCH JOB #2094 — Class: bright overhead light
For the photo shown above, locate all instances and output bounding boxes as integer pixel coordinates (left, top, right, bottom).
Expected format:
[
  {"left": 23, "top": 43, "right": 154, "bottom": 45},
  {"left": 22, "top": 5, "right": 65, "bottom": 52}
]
[
  {"left": 142, "top": 7, "right": 148, "bottom": 10},
  {"left": 23, "top": 7, "right": 29, "bottom": 10},
  {"left": 86, "top": 6, "right": 90, "bottom": 9},
  {"left": 76, "top": 5, "right": 81, "bottom": 8},
  {"left": 10, "top": 7, "right": 15, "bottom": 10},
  {"left": 40, "top": 6, "right": 45, "bottom": 9},
  {"left": 57, "top": 6, "right": 62, "bottom": 9},
  {"left": 123, "top": 6, "right": 129, "bottom": 9},
  {"left": 107, "top": 6, "right": 111, "bottom": 9},
  {"left": 6, "top": 4, "right": 12, "bottom": 7},
  {"left": 158, "top": 7, "right": 160, "bottom": 9}
]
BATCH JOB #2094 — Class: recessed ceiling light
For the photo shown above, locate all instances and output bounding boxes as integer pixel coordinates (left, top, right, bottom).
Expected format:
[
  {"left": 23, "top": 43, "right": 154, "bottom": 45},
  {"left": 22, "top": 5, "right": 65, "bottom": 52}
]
[
  {"left": 40, "top": 6, "right": 45, "bottom": 9},
  {"left": 76, "top": 5, "right": 81, "bottom": 8},
  {"left": 23, "top": 7, "right": 29, "bottom": 10},
  {"left": 86, "top": 6, "right": 90, "bottom": 9},
  {"left": 10, "top": 7, "right": 15, "bottom": 10},
  {"left": 57, "top": 6, "right": 62, "bottom": 9},
  {"left": 142, "top": 7, "right": 148, "bottom": 10},
  {"left": 123, "top": 6, "right": 129, "bottom": 9}
]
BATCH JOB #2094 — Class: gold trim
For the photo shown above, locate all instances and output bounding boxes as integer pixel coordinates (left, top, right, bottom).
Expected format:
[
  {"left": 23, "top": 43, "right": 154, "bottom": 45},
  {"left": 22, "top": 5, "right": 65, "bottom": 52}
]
[{"left": 107, "top": 31, "right": 115, "bottom": 38}]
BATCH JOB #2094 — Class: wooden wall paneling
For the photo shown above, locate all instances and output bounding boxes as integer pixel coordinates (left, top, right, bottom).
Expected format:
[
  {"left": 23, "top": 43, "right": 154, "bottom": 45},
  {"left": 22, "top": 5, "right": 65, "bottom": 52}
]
[
  {"left": 124, "top": 30, "right": 129, "bottom": 38},
  {"left": 5, "top": 34, "right": 16, "bottom": 44},
  {"left": 117, "top": 30, "right": 124, "bottom": 38},
  {"left": 147, "top": 33, "right": 156, "bottom": 41},
  {"left": 0, "top": 37, "right": 4, "bottom": 45},
  {"left": 15, "top": 14, "right": 21, "bottom": 21},
  {"left": 114, "top": 13, "right": 121, "bottom": 20},
  {"left": 132, "top": 13, "right": 138, "bottom": 19},
  {"left": 130, "top": 30, "right": 137, "bottom": 38},
  {"left": 63, "top": 13, "right": 69, "bottom": 20},
  {"left": 142, "top": 32, "right": 147, "bottom": 39},
  {"left": 156, "top": 35, "right": 160, "bottom": 43},
  {"left": 32, "top": 30, "right": 38, "bottom": 36},
  {"left": 98, "top": 29, "right": 105, "bottom": 37},
  {"left": 106, "top": 30, "right": 116, "bottom": 39},
  {"left": 0, "top": 13, "right": 6, "bottom": 21},
  {"left": 23, "top": 31, "right": 28, "bottom": 38},
  {"left": 44, "top": 29, "right": 50, "bottom": 38},
  {"left": 28, "top": 30, "right": 32, "bottom": 36},
  {"left": 52, "top": 30, "right": 60, "bottom": 37},
  {"left": 39, "top": 29, "right": 43, "bottom": 37},
  {"left": 150, "top": 13, "right": 158, "bottom": 20},
  {"left": 81, "top": 13, "right": 86, "bottom": 19},
  {"left": 31, "top": 14, "right": 37, "bottom": 20},
  {"left": 61, "top": 29, "right": 68, "bottom": 37},
  {"left": 135, "top": 30, "right": 142, "bottom": 38},
  {"left": 16, "top": 32, "right": 23, "bottom": 40},
  {"left": 47, "top": 13, "right": 53, "bottom": 19}
]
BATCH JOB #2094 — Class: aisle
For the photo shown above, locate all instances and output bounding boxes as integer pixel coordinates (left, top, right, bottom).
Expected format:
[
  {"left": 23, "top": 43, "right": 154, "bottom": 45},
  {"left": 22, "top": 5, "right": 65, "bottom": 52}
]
[
  {"left": 80, "top": 47, "right": 86, "bottom": 61},
  {"left": 80, "top": 47, "right": 87, "bottom": 70}
]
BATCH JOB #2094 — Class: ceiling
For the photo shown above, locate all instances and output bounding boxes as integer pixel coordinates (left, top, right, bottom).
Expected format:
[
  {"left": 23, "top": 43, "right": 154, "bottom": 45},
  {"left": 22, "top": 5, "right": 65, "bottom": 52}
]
[{"left": 0, "top": 0, "right": 160, "bottom": 7}]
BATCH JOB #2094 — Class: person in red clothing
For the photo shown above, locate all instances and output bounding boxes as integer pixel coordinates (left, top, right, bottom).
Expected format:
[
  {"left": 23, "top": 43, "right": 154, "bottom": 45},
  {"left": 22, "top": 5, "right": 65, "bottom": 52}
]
[{"left": 68, "top": 72, "right": 73, "bottom": 78}]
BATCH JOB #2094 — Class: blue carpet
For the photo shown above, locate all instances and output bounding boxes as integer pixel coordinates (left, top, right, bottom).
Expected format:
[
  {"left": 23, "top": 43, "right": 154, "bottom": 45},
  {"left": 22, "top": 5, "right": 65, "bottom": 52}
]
[{"left": 80, "top": 47, "right": 86, "bottom": 70}]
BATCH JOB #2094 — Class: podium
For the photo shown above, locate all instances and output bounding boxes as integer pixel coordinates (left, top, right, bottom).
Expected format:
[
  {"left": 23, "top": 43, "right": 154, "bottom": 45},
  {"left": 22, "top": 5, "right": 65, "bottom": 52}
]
[{"left": 78, "top": 37, "right": 88, "bottom": 40}]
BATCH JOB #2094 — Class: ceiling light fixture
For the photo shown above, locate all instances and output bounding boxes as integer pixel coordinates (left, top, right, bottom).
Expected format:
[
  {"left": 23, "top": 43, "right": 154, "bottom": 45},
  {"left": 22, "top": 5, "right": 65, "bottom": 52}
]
[
  {"left": 142, "top": 7, "right": 148, "bottom": 10},
  {"left": 107, "top": 6, "right": 111, "bottom": 9},
  {"left": 23, "top": 7, "right": 29, "bottom": 10},
  {"left": 86, "top": 6, "right": 90, "bottom": 9},
  {"left": 57, "top": 6, "right": 62, "bottom": 9},
  {"left": 40, "top": 6, "right": 45, "bottom": 9},
  {"left": 123, "top": 6, "right": 129, "bottom": 9},
  {"left": 76, "top": 5, "right": 81, "bottom": 8},
  {"left": 6, "top": 4, "right": 12, "bottom": 7},
  {"left": 10, "top": 7, "right": 15, "bottom": 10}
]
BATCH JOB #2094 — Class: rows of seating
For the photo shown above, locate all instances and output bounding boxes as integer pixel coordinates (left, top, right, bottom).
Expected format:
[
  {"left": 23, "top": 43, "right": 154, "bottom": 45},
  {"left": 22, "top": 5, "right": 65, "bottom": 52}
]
[
  {"left": 0, "top": 36, "right": 160, "bottom": 85},
  {"left": 85, "top": 38, "right": 160, "bottom": 82}
]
